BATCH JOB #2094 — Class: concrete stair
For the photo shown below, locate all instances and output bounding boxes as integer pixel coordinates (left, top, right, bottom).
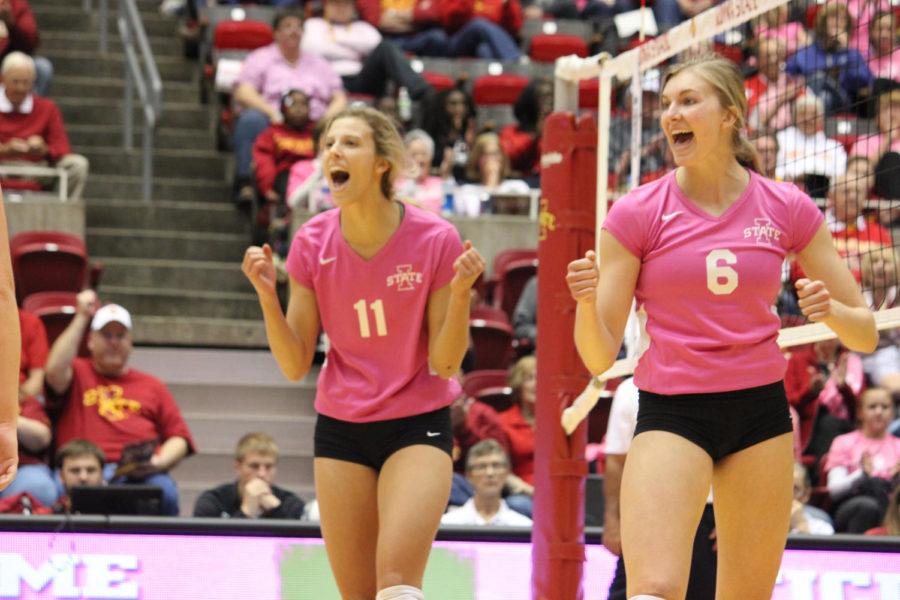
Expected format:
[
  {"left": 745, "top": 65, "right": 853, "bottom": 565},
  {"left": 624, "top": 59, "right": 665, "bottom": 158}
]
[
  {"left": 34, "top": 0, "right": 263, "bottom": 347},
  {"left": 129, "top": 347, "right": 318, "bottom": 517}
]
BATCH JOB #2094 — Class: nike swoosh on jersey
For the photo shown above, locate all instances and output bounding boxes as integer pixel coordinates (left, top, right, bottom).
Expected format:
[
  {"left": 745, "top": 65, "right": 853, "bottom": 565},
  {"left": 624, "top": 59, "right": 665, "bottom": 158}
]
[
  {"left": 426, "top": 431, "right": 441, "bottom": 437},
  {"left": 319, "top": 256, "right": 337, "bottom": 265},
  {"left": 661, "top": 211, "right": 683, "bottom": 222}
]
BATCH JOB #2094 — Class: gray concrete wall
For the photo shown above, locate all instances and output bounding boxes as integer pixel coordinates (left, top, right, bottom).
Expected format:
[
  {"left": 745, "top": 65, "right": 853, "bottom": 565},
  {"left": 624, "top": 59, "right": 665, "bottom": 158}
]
[{"left": 5, "top": 195, "right": 85, "bottom": 238}]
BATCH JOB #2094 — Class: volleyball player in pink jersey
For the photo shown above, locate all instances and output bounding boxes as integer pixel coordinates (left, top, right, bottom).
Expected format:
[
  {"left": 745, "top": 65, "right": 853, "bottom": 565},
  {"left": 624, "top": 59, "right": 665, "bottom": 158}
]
[
  {"left": 243, "top": 107, "right": 484, "bottom": 600},
  {"left": 567, "top": 56, "right": 877, "bottom": 600}
]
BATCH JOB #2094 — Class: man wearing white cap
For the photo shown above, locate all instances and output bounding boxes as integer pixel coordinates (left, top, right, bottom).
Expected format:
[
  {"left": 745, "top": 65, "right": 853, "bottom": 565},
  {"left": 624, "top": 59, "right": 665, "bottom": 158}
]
[{"left": 44, "top": 290, "right": 195, "bottom": 516}]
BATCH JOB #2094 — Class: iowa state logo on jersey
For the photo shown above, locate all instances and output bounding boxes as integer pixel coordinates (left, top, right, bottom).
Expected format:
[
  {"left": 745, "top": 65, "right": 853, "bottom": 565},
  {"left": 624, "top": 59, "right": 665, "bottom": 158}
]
[
  {"left": 387, "top": 264, "right": 423, "bottom": 291},
  {"left": 743, "top": 218, "right": 783, "bottom": 246}
]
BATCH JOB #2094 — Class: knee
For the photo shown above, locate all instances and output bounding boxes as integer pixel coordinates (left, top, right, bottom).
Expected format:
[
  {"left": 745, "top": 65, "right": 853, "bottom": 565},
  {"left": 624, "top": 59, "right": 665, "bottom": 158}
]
[
  {"left": 61, "top": 154, "right": 90, "bottom": 177},
  {"left": 235, "top": 109, "right": 269, "bottom": 132},
  {"left": 629, "top": 580, "right": 684, "bottom": 600}
]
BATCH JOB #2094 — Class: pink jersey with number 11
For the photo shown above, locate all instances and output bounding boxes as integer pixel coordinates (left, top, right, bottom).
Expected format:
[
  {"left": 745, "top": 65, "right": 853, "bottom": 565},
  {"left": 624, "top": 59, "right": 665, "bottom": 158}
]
[
  {"left": 603, "top": 170, "right": 824, "bottom": 395},
  {"left": 286, "top": 204, "right": 464, "bottom": 422}
]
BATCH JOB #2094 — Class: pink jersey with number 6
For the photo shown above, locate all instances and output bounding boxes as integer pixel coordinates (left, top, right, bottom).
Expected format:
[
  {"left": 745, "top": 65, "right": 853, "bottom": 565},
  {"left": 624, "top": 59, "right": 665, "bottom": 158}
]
[
  {"left": 286, "top": 204, "right": 464, "bottom": 422},
  {"left": 603, "top": 170, "right": 824, "bottom": 395}
]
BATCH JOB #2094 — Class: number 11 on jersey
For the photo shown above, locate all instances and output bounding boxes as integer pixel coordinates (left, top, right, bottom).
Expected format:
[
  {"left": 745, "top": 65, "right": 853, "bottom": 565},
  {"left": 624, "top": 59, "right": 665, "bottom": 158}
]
[{"left": 353, "top": 299, "right": 388, "bottom": 337}]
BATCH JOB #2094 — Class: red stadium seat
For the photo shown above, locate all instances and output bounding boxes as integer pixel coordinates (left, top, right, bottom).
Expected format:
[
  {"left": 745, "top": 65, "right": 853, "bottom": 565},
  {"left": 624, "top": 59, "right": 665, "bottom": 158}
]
[
  {"left": 484, "top": 248, "right": 537, "bottom": 306},
  {"left": 472, "top": 74, "right": 530, "bottom": 106},
  {"left": 422, "top": 71, "right": 456, "bottom": 93},
  {"left": 493, "top": 257, "right": 538, "bottom": 321},
  {"left": 213, "top": 20, "right": 273, "bottom": 51},
  {"left": 529, "top": 34, "right": 588, "bottom": 63},
  {"left": 21, "top": 291, "right": 88, "bottom": 355},
  {"left": 462, "top": 369, "right": 509, "bottom": 397},
  {"left": 473, "top": 385, "right": 515, "bottom": 413},
  {"left": 11, "top": 231, "right": 88, "bottom": 304},
  {"left": 471, "top": 303, "right": 510, "bottom": 324},
  {"left": 469, "top": 318, "right": 514, "bottom": 370}
]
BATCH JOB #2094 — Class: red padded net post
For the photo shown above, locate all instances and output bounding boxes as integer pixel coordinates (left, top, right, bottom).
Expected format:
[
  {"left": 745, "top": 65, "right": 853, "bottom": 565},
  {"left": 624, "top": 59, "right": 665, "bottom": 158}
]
[{"left": 531, "top": 111, "right": 598, "bottom": 600}]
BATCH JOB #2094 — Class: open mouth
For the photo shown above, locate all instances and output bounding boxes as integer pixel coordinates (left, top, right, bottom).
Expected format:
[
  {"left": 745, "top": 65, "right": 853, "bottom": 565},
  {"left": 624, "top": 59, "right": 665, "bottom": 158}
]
[
  {"left": 671, "top": 130, "right": 694, "bottom": 147},
  {"left": 329, "top": 169, "right": 350, "bottom": 192}
]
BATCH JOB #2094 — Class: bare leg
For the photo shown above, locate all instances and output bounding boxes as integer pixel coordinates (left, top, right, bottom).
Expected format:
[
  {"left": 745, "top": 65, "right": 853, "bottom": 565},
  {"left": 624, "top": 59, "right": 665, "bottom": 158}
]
[
  {"left": 376, "top": 445, "right": 453, "bottom": 590},
  {"left": 712, "top": 433, "right": 793, "bottom": 600},
  {"left": 621, "top": 431, "right": 713, "bottom": 600},
  {"left": 315, "top": 457, "right": 379, "bottom": 600}
]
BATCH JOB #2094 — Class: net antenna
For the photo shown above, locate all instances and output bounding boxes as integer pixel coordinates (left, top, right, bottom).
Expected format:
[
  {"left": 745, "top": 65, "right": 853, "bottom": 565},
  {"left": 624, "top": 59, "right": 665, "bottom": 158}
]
[{"left": 558, "top": 0, "right": 900, "bottom": 434}]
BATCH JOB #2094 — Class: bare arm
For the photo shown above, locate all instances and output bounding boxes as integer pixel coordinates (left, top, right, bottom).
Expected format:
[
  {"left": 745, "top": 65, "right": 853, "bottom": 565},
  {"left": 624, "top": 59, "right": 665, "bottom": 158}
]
[
  {"left": 796, "top": 224, "right": 878, "bottom": 353},
  {"left": 428, "top": 241, "right": 485, "bottom": 379},
  {"left": 19, "top": 368, "right": 44, "bottom": 399},
  {"left": 233, "top": 83, "right": 280, "bottom": 122},
  {"left": 44, "top": 289, "right": 97, "bottom": 395},
  {"left": 17, "top": 415, "right": 51, "bottom": 453},
  {"left": 603, "top": 453, "right": 626, "bottom": 556},
  {"left": 567, "top": 233, "right": 640, "bottom": 376},
  {"left": 154, "top": 436, "right": 189, "bottom": 471},
  {"left": 0, "top": 193, "right": 19, "bottom": 489},
  {"left": 242, "top": 244, "right": 320, "bottom": 381}
]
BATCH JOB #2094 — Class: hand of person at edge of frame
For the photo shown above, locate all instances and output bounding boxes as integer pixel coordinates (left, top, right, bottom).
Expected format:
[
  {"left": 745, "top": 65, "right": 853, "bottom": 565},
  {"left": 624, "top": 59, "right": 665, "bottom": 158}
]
[
  {"left": 76, "top": 289, "right": 99, "bottom": 318},
  {"left": 795, "top": 278, "right": 833, "bottom": 322},
  {"left": 566, "top": 250, "right": 599, "bottom": 304},
  {"left": 0, "top": 424, "right": 18, "bottom": 493},
  {"left": 242, "top": 244, "right": 277, "bottom": 299},
  {"left": 601, "top": 514, "right": 622, "bottom": 556},
  {"left": 450, "top": 241, "right": 486, "bottom": 297}
]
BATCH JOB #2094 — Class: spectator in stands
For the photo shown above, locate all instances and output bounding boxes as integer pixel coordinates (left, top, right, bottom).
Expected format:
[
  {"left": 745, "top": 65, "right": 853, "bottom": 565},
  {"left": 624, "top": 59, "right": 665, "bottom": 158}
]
[
  {"left": 463, "top": 131, "right": 511, "bottom": 189},
  {"left": 18, "top": 307, "right": 46, "bottom": 402},
  {"left": 232, "top": 8, "right": 346, "bottom": 207},
  {"left": 498, "top": 355, "right": 536, "bottom": 518},
  {"left": 512, "top": 274, "right": 536, "bottom": 349},
  {"left": 423, "top": 87, "right": 477, "bottom": 181},
  {"left": 193, "top": 432, "right": 304, "bottom": 519},
  {"left": 0, "top": 52, "right": 89, "bottom": 201},
  {"left": 826, "top": 174, "right": 893, "bottom": 257},
  {"left": 438, "top": 0, "right": 524, "bottom": 61},
  {"left": 44, "top": 290, "right": 196, "bottom": 516},
  {"left": 851, "top": 88, "right": 900, "bottom": 165},
  {"left": 0, "top": 383, "right": 55, "bottom": 506},
  {"left": 609, "top": 74, "right": 669, "bottom": 186},
  {"left": 866, "top": 488, "right": 900, "bottom": 535},
  {"left": 251, "top": 89, "right": 316, "bottom": 253},
  {"left": 394, "top": 129, "right": 444, "bottom": 214},
  {"left": 356, "top": 0, "right": 447, "bottom": 57},
  {"left": 0, "top": 0, "right": 52, "bottom": 96},
  {"left": 521, "top": 0, "right": 634, "bottom": 20},
  {"left": 775, "top": 95, "right": 847, "bottom": 188},
  {"left": 786, "top": 4, "right": 873, "bottom": 114},
  {"left": 825, "top": 387, "right": 900, "bottom": 533},
  {"left": 750, "top": 131, "right": 779, "bottom": 180},
  {"left": 447, "top": 389, "right": 511, "bottom": 505},
  {"left": 859, "top": 247, "right": 900, "bottom": 391},
  {"left": 500, "top": 77, "right": 552, "bottom": 187},
  {"left": 868, "top": 11, "right": 899, "bottom": 81},
  {"left": 790, "top": 462, "right": 834, "bottom": 534},
  {"left": 653, "top": 0, "right": 717, "bottom": 33},
  {"left": 746, "top": 36, "right": 807, "bottom": 132},
  {"left": 54, "top": 439, "right": 105, "bottom": 513},
  {"left": 753, "top": 5, "right": 809, "bottom": 57},
  {"left": 302, "top": 0, "right": 432, "bottom": 105},
  {"left": 441, "top": 438, "right": 532, "bottom": 526}
]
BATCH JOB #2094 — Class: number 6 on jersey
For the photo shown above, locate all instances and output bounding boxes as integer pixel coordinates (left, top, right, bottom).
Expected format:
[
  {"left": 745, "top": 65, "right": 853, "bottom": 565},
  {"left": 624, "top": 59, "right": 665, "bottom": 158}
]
[
  {"left": 706, "top": 249, "right": 738, "bottom": 295},
  {"left": 353, "top": 298, "right": 387, "bottom": 337}
]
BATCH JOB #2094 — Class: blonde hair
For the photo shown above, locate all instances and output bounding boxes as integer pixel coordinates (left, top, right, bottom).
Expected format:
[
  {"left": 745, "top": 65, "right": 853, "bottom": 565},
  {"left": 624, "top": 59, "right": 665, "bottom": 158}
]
[
  {"left": 1, "top": 51, "right": 35, "bottom": 77},
  {"left": 321, "top": 105, "right": 406, "bottom": 200},
  {"left": 662, "top": 55, "right": 760, "bottom": 172},
  {"left": 508, "top": 355, "right": 536, "bottom": 393},
  {"left": 235, "top": 432, "right": 279, "bottom": 462},
  {"left": 464, "top": 132, "right": 509, "bottom": 183}
]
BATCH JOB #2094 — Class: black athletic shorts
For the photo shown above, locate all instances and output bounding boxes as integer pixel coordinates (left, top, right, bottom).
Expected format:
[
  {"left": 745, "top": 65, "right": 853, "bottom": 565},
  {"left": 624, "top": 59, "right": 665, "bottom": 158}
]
[
  {"left": 314, "top": 406, "right": 453, "bottom": 471},
  {"left": 634, "top": 380, "right": 793, "bottom": 461}
]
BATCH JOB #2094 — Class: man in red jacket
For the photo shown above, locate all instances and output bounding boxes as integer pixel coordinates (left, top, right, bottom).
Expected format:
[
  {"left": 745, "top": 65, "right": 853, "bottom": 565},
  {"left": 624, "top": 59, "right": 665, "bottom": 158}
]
[{"left": 0, "top": 52, "right": 88, "bottom": 200}]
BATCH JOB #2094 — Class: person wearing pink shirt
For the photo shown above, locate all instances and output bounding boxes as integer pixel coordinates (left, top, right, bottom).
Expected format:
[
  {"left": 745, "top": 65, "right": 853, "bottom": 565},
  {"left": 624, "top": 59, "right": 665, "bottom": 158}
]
[
  {"left": 566, "top": 55, "right": 876, "bottom": 600},
  {"left": 232, "top": 8, "right": 347, "bottom": 208},
  {"left": 825, "top": 388, "right": 900, "bottom": 532},
  {"left": 242, "top": 106, "right": 485, "bottom": 600}
]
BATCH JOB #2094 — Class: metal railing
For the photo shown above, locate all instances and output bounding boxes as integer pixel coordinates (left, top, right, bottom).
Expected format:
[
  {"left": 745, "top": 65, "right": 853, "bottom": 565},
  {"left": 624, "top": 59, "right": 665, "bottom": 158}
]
[
  {"left": 83, "top": 0, "right": 110, "bottom": 55},
  {"left": 0, "top": 165, "right": 68, "bottom": 201},
  {"left": 117, "top": 0, "right": 163, "bottom": 202}
]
